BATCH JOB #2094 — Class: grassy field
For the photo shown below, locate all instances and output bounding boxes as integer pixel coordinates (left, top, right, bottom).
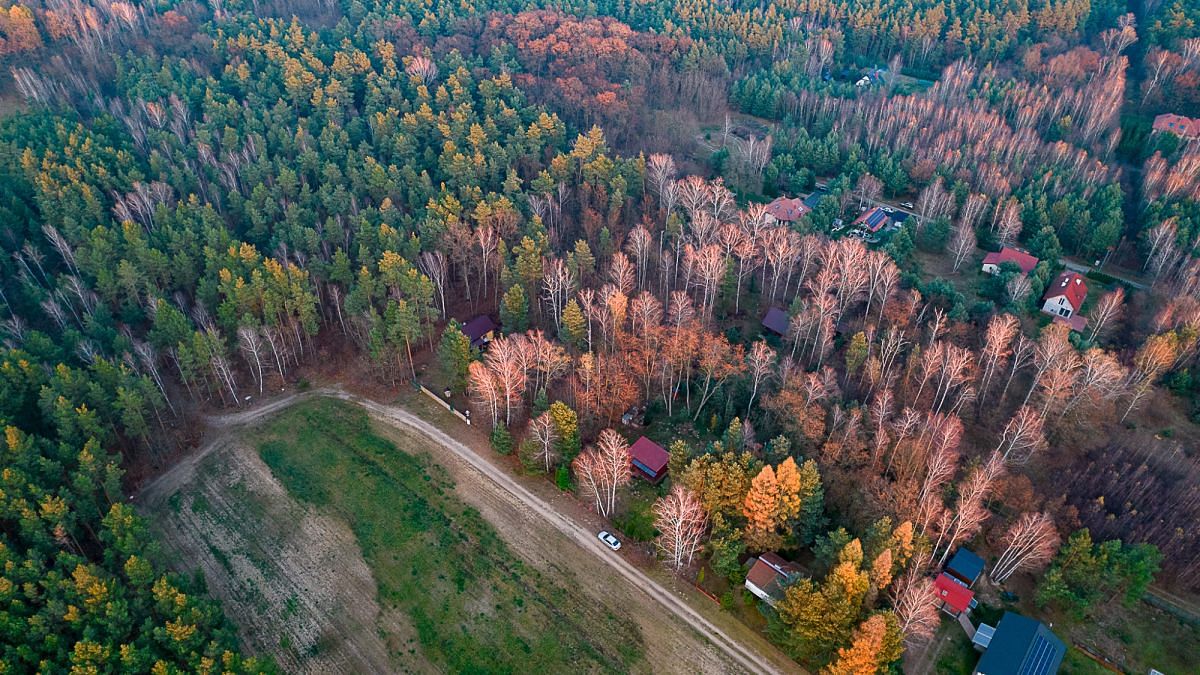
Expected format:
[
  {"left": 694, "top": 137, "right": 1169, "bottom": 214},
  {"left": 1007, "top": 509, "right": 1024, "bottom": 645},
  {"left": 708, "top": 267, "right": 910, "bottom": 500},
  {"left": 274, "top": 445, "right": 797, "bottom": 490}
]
[
  {"left": 254, "top": 398, "right": 645, "bottom": 673},
  {"left": 1055, "top": 599, "right": 1200, "bottom": 675}
]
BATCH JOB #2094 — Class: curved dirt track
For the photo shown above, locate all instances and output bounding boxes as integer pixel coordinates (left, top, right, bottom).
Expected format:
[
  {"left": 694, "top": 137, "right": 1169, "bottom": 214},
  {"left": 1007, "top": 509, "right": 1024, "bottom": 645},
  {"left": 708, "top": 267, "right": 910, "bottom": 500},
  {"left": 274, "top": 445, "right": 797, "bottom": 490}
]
[{"left": 138, "top": 387, "right": 801, "bottom": 675}]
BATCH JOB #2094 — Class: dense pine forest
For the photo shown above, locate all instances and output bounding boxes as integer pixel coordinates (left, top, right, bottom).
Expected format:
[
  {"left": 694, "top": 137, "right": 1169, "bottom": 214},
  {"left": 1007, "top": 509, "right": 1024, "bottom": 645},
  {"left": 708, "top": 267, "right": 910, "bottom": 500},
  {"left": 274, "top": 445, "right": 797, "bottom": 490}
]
[{"left": 1, "top": 0, "right": 1200, "bottom": 671}]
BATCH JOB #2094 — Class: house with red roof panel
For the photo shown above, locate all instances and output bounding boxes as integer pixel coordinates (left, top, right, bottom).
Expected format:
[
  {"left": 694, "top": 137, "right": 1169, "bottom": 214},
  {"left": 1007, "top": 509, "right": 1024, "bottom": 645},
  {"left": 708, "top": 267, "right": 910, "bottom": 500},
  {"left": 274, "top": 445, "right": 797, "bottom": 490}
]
[
  {"left": 764, "top": 196, "right": 811, "bottom": 224},
  {"left": 1041, "top": 271, "right": 1087, "bottom": 321},
  {"left": 629, "top": 436, "right": 669, "bottom": 484},
  {"left": 982, "top": 247, "right": 1039, "bottom": 276}
]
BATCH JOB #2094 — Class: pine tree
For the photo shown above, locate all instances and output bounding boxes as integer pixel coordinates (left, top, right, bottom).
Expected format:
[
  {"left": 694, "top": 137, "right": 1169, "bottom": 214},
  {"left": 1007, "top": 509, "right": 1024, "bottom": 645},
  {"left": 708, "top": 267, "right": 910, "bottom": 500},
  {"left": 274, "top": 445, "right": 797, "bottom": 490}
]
[
  {"left": 668, "top": 439, "right": 691, "bottom": 482},
  {"left": 500, "top": 284, "right": 530, "bottom": 333},
  {"left": 561, "top": 298, "right": 586, "bottom": 349},
  {"left": 438, "top": 321, "right": 474, "bottom": 391},
  {"left": 548, "top": 401, "right": 581, "bottom": 460}
]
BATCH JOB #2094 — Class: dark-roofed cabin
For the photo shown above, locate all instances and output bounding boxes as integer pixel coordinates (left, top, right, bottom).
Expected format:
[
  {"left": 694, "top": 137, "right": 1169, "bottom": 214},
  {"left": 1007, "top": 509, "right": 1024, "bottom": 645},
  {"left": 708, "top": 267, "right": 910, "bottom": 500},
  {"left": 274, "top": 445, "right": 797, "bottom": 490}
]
[
  {"left": 973, "top": 612, "right": 1065, "bottom": 675},
  {"left": 946, "top": 548, "right": 986, "bottom": 587},
  {"left": 761, "top": 307, "right": 790, "bottom": 336},
  {"left": 630, "top": 436, "right": 669, "bottom": 484},
  {"left": 462, "top": 315, "right": 498, "bottom": 349}
]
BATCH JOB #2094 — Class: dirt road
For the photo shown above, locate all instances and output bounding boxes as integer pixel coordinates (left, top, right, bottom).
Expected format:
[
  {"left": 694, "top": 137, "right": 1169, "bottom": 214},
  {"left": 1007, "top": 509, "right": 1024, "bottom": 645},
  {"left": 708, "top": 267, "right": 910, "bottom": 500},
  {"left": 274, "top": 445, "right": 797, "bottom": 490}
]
[{"left": 138, "top": 388, "right": 801, "bottom": 675}]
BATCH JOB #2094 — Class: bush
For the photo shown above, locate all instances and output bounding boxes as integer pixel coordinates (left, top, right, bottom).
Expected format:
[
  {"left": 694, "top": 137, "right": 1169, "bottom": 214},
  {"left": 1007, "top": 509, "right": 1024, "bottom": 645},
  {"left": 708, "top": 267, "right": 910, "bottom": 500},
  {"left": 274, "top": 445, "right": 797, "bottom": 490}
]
[
  {"left": 490, "top": 426, "right": 513, "bottom": 455},
  {"left": 555, "top": 465, "right": 571, "bottom": 491},
  {"left": 612, "top": 501, "right": 657, "bottom": 542},
  {"left": 518, "top": 439, "right": 543, "bottom": 473},
  {"left": 1085, "top": 269, "right": 1117, "bottom": 285}
]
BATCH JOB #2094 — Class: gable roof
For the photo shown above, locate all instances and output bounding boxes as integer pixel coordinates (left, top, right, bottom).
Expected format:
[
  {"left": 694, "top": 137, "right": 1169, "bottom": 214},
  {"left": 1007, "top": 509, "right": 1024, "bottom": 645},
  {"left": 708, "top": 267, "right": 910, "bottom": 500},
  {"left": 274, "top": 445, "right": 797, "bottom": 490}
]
[
  {"left": 462, "top": 315, "right": 497, "bottom": 344},
  {"left": 759, "top": 552, "right": 804, "bottom": 576},
  {"left": 935, "top": 573, "right": 975, "bottom": 613},
  {"left": 973, "top": 612, "right": 1065, "bottom": 675},
  {"left": 982, "top": 247, "right": 1040, "bottom": 275},
  {"left": 745, "top": 554, "right": 802, "bottom": 602},
  {"left": 853, "top": 206, "right": 892, "bottom": 233},
  {"left": 765, "top": 196, "right": 811, "bottom": 222},
  {"left": 1043, "top": 272, "right": 1088, "bottom": 310},
  {"left": 946, "top": 548, "right": 986, "bottom": 584},
  {"left": 629, "top": 436, "right": 669, "bottom": 476},
  {"left": 761, "top": 307, "right": 790, "bottom": 335}
]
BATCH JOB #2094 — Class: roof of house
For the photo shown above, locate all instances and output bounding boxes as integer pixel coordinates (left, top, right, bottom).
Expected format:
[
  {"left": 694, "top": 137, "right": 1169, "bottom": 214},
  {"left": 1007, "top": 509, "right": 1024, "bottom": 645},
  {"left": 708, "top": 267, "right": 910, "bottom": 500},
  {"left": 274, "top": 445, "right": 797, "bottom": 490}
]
[
  {"left": 1043, "top": 272, "right": 1088, "bottom": 310},
  {"left": 935, "top": 573, "right": 975, "bottom": 614},
  {"left": 745, "top": 554, "right": 802, "bottom": 601},
  {"left": 462, "top": 315, "right": 497, "bottom": 343},
  {"left": 759, "top": 552, "right": 804, "bottom": 576},
  {"left": 629, "top": 436, "right": 669, "bottom": 476},
  {"left": 761, "top": 307, "right": 790, "bottom": 335},
  {"left": 803, "top": 190, "right": 827, "bottom": 209},
  {"left": 982, "top": 247, "right": 1040, "bottom": 275},
  {"left": 766, "top": 196, "right": 811, "bottom": 222},
  {"left": 973, "top": 612, "right": 1065, "bottom": 675},
  {"left": 1153, "top": 113, "right": 1200, "bottom": 137},
  {"left": 853, "top": 207, "right": 892, "bottom": 232},
  {"left": 973, "top": 622, "right": 997, "bottom": 650},
  {"left": 946, "top": 548, "right": 986, "bottom": 584}
]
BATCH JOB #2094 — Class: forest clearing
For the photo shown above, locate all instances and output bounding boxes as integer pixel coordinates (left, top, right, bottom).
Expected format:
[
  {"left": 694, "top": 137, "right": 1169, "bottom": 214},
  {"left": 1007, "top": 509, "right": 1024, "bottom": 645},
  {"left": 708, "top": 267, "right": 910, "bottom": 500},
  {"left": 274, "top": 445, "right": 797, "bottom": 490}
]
[{"left": 139, "top": 393, "right": 793, "bottom": 674}]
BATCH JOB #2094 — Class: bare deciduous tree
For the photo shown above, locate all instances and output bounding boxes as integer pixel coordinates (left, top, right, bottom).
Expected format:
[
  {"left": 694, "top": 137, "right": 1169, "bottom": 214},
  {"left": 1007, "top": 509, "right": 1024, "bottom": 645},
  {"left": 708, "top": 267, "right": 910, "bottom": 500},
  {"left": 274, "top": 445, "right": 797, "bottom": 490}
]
[
  {"left": 991, "top": 512, "right": 1060, "bottom": 583},
  {"left": 1087, "top": 287, "right": 1124, "bottom": 343},
  {"left": 949, "top": 220, "right": 977, "bottom": 272},
  {"left": 745, "top": 340, "right": 777, "bottom": 417},
  {"left": 653, "top": 485, "right": 708, "bottom": 571},
  {"left": 573, "top": 429, "right": 631, "bottom": 517},
  {"left": 892, "top": 567, "right": 941, "bottom": 645},
  {"left": 237, "top": 326, "right": 265, "bottom": 395},
  {"left": 995, "top": 406, "right": 1046, "bottom": 464},
  {"left": 527, "top": 411, "right": 559, "bottom": 474}
]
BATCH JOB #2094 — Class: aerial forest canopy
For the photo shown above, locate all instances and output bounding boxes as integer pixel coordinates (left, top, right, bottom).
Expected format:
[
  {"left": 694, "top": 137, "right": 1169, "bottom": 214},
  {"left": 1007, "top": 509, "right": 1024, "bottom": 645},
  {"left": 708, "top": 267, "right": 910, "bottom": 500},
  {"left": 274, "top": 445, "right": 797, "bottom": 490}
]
[{"left": 0, "top": 0, "right": 1199, "bottom": 670}]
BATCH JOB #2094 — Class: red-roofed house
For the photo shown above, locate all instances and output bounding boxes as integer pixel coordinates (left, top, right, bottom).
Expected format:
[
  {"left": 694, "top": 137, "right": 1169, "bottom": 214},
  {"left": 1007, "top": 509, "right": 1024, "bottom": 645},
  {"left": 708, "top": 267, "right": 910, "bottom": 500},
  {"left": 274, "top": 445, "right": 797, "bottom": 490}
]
[
  {"left": 1153, "top": 113, "right": 1200, "bottom": 140},
  {"left": 981, "top": 247, "right": 1039, "bottom": 276},
  {"left": 935, "top": 573, "right": 975, "bottom": 616},
  {"left": 629, "top": 436, "right": 669, "bottom": 484},
  {"left": 744, "top": 552, "right": 804, "bottom": 606},
  {"left": 765, "top": 196, "right": 811, "bottom": 224},
  {"left": 852, "top": 206, "right": 893, "bottom": 233},
  {"left": 1041, "top": 271, "right": 1088, "bottom": 320}
]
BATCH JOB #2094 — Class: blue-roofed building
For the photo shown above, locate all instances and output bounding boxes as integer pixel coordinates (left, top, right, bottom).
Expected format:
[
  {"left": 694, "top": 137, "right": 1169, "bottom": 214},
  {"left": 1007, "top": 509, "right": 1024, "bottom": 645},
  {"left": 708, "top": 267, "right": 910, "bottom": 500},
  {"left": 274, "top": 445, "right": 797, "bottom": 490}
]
[
  {"left": 802, "top": 189, "right": 827, "bottom": 210},
  {"left": 972, "top": 612, "right": 1065, "bottom": 675},
  {"left": 946, "top": 548, "right": 986, "bottom": 587}
]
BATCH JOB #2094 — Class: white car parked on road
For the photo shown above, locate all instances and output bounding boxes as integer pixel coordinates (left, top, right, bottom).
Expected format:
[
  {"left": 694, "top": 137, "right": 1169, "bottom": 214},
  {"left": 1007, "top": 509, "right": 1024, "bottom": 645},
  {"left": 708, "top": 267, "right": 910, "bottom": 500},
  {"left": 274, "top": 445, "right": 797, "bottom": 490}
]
[{"left": 598, "top": 531, "right": 621, "bottom": 551}]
